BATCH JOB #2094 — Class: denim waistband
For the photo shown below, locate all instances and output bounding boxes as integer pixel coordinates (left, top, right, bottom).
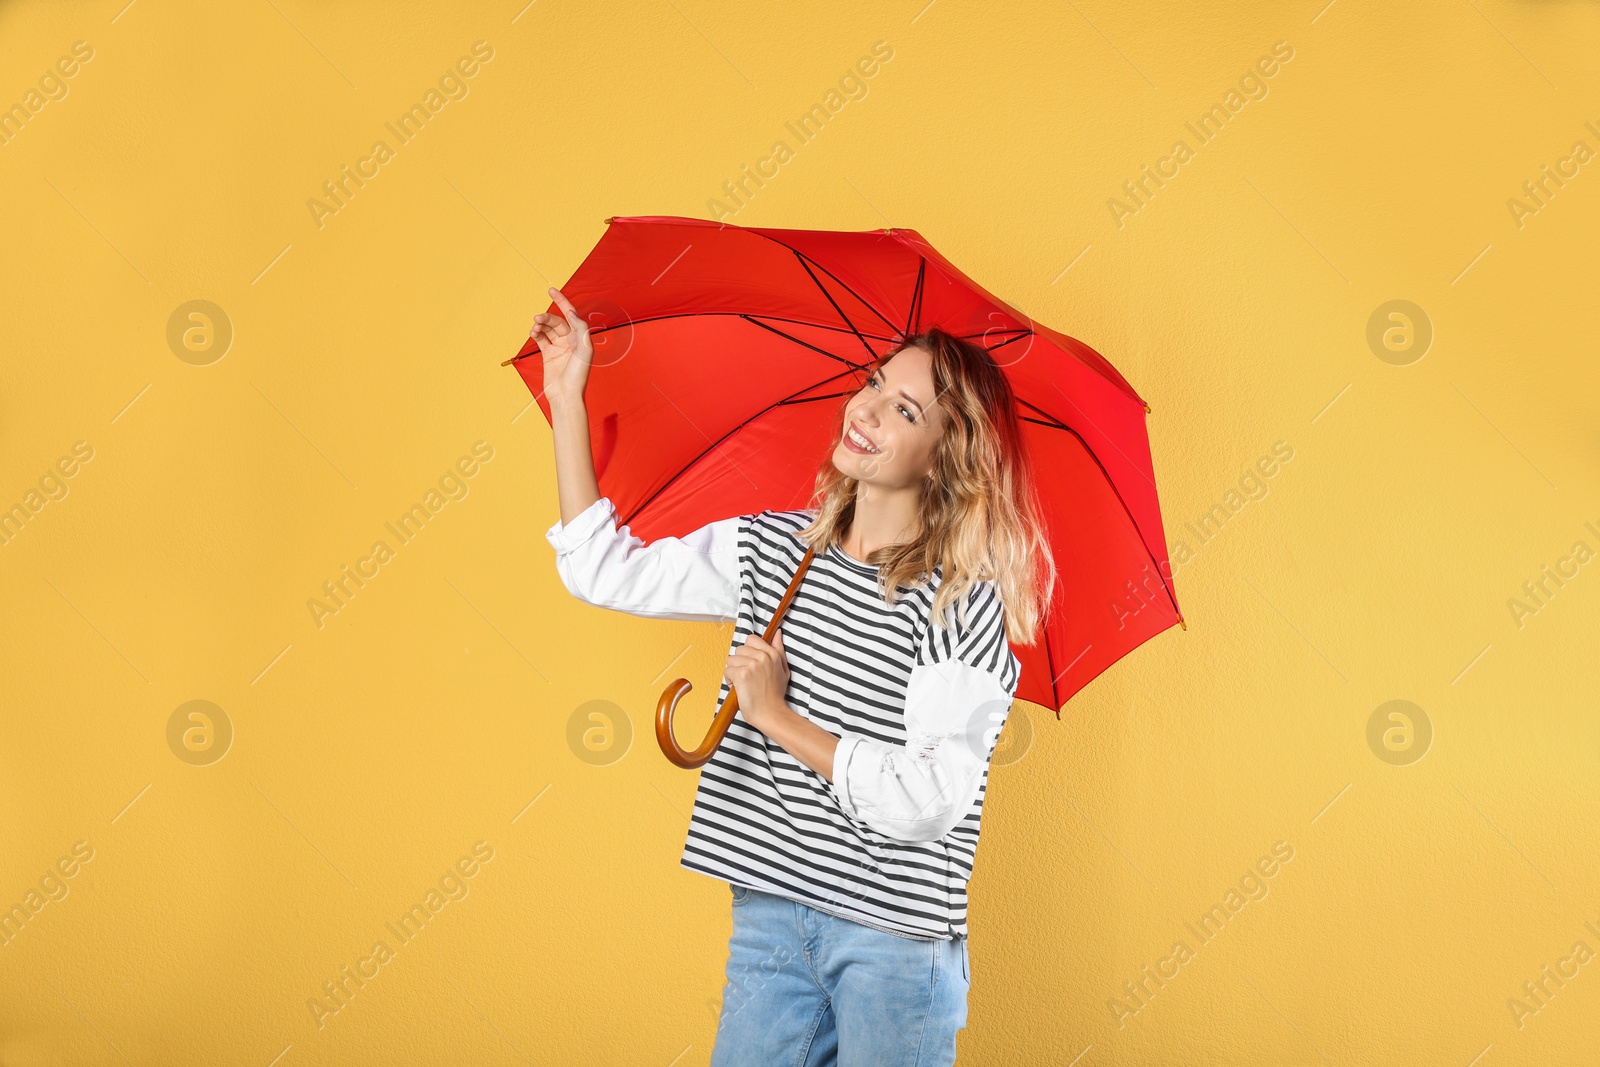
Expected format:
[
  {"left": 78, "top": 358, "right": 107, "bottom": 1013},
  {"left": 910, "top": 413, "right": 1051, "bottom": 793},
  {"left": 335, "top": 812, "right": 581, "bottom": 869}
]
[{"left": 742, "top": 884, "right": 955, "bottom": 943}]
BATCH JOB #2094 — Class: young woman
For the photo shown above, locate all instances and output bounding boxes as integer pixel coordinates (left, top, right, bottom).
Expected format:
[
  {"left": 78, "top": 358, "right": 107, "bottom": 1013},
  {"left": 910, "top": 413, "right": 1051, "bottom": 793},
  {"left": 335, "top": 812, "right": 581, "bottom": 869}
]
[{"left": 534, "top": 285, "right": 1054, "bottom": 1066}]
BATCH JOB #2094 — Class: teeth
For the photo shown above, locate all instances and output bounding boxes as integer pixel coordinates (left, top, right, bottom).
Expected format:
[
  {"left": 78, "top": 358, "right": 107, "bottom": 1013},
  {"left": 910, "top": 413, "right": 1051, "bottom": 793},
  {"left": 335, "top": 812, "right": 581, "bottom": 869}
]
[{"left": 847, "top": 426, "right": 879, "bottom": 453}]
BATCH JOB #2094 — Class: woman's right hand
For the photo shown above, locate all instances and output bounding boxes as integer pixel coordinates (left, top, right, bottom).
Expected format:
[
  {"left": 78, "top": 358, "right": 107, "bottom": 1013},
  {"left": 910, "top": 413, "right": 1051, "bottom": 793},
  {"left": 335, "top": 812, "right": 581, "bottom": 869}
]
[{"left": 531, "top": 287, "right": 593, "bottom": 408}]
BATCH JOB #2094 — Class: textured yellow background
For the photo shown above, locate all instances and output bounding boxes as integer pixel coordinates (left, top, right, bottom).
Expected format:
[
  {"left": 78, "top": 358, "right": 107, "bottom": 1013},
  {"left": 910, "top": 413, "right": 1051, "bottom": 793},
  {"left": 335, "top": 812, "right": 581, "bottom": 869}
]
[{"left": 2, "top": 0, "right": 1597, "bottom": 1064}]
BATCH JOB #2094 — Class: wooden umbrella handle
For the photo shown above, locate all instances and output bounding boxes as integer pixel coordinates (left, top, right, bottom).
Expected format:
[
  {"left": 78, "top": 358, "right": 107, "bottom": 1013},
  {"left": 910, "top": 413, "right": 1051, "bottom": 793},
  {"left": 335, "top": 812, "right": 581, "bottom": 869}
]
[{"left": 656, "top": 545, "right": 817, "bottom": 768}]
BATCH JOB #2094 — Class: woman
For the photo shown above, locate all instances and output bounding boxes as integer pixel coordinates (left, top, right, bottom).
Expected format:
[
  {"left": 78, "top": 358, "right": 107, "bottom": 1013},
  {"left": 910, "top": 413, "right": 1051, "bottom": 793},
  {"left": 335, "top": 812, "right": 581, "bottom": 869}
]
[{"left": 535, "top": 285, "right": 1054, "bottom": 1066}]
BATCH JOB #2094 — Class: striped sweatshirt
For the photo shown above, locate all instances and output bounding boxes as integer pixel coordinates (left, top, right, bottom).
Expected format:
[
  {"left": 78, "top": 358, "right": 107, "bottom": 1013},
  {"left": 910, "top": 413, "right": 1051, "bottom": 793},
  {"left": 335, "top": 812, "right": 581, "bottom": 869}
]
[{"left": 546, "top": 496, "right": 1021, "bottom": 941}]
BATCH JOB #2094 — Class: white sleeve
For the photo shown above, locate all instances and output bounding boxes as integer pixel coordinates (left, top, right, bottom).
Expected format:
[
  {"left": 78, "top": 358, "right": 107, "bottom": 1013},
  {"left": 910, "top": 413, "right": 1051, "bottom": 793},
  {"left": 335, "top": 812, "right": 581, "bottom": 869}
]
[
  {"left": 545, "top": 496, "right": 743, "bottom": 623},
  {"left": 828, "top": 581, "right": 1019, "bottom": 843}
]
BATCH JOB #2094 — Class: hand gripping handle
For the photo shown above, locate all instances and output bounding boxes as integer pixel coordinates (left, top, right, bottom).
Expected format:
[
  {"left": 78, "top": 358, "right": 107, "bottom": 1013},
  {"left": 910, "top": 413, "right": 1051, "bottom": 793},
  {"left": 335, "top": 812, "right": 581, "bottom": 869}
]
[{"left": 655, "top": 545, "right": 816, "bottom": 768}]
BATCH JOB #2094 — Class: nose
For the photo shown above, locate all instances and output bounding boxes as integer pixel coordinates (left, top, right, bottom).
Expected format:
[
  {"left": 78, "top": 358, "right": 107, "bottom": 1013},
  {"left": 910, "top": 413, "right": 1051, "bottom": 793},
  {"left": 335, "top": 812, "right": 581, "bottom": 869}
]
[{"left": 854, "top": 394, "right": 884, "bottom": 427}]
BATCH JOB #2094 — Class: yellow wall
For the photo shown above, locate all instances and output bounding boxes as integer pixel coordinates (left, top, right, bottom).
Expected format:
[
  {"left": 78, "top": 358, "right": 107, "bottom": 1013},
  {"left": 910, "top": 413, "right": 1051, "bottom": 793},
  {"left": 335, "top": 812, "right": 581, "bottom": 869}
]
[{"left": 2, "top": 0, "right": 1596, "bottom": 1063}]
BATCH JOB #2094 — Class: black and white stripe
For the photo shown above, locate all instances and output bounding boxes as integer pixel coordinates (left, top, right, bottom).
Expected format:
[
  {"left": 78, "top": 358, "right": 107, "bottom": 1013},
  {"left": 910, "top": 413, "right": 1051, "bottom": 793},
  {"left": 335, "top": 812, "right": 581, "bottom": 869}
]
[{"left": 679, "top": 508, "right": 1021, "bottom": 941}]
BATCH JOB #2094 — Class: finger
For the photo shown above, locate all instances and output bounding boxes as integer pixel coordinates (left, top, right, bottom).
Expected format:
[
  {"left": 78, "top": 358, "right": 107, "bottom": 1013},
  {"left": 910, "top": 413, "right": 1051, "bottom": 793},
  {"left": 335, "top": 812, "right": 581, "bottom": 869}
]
[
  {"left": 532, "top": 312, "right": 570, "bottom": 339},
  {"left": 531, "top": 323, "right": 564, "bottom": 351},
  {"left": 547, "top": 287, "right": 586, "bottom": 331}
]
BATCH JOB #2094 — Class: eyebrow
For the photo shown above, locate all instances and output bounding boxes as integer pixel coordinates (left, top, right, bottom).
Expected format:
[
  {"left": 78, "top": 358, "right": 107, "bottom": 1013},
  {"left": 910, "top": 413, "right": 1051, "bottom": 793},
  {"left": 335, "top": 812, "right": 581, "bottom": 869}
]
[{"left": 875, "top": 363, "right": 930, "bottom": 419}]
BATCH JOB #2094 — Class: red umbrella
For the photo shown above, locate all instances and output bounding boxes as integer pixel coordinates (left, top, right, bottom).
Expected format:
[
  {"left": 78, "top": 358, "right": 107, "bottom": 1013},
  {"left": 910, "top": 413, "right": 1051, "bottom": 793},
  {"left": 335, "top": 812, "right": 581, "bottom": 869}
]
[{"left": 507, "top": 215, "right": 1182, "bottom": 727}]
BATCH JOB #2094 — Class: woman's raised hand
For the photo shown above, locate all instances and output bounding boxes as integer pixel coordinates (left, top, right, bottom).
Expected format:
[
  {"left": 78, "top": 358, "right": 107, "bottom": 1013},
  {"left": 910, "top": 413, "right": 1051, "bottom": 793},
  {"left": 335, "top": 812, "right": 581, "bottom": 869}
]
[{"left": 531, "top": 287, "right": 593, "bottom": 408}]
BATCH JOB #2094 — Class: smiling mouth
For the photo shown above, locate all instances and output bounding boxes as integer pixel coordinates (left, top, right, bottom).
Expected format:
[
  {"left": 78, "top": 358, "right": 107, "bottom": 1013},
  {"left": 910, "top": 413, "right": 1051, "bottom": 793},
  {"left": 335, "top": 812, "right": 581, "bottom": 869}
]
[{"left": 844, "top": 424, "right": 881, "bottom": 453}]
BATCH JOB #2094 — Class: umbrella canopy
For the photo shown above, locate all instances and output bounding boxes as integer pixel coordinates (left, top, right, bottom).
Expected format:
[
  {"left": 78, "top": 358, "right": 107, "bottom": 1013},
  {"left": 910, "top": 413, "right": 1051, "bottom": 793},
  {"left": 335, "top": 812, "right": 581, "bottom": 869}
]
[{"left": 509, "top": 215, "right": 1182, "bottom": 716}]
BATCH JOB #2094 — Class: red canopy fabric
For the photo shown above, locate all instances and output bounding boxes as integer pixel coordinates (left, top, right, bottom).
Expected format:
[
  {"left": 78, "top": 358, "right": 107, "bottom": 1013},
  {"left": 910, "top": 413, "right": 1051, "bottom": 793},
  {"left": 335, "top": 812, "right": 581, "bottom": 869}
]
[{"left": 511, "top": 215, "right": 1181, "bottom": 716}]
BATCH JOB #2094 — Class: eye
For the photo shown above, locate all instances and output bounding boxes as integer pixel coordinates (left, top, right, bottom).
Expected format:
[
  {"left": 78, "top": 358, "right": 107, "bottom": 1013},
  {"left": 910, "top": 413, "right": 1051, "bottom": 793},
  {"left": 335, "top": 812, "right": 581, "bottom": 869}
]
[{"left": 866, "top": 373, "right": 916, "bottom": 422}]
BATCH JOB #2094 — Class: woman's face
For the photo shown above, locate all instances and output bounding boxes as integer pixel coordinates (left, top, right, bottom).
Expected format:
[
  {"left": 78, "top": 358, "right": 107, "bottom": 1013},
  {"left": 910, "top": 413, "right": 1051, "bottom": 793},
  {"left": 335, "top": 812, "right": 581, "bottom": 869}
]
[{"left": 831, "top": 346, "right": 946, "bottom": 490}]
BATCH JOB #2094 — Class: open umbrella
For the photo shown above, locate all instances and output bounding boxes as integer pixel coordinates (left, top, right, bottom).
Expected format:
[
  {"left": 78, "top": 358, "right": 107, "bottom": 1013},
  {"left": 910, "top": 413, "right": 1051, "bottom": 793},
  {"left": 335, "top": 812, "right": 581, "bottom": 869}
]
[{"left": 506, "top": 215, "right": 1183, "bottom": 765}]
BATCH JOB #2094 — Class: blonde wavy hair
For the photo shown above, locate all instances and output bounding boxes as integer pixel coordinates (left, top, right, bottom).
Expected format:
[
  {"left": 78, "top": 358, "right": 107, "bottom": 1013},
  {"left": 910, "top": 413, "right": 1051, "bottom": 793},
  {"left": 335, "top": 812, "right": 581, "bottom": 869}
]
[{"left": 795, "top": 325, "right": 1056, "bottom": 645}]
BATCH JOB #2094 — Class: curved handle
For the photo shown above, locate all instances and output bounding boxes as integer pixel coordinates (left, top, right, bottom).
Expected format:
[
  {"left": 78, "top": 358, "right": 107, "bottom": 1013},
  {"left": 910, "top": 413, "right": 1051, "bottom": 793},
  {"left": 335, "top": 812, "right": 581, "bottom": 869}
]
[
  {"left": 655, "top": 677, "right": 741, "bottom": 769},
  {"left": 655, "top": 545, "right": 816, "bottom": 768}
]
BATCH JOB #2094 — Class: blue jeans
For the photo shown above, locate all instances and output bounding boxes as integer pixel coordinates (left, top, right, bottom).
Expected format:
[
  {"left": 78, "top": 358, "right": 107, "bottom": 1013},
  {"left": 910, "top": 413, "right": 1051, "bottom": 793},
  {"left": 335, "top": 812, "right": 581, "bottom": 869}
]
[{"left": 710, "top": 884, "right": 971, "bottom": 1066}]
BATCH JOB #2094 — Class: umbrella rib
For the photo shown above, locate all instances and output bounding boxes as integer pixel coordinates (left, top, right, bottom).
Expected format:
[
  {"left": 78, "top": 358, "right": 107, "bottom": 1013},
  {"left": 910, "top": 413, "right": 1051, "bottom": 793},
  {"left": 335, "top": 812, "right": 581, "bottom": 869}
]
[
  {"left": 586, "top": 310, "right": 898, "bottom": 342},
  {"left": 748, "top": 316, "right": 898, "bottom": 343},
  {"left": 1017, "top": 399, "right": 1071, "bottom": 430},
  {"left": 959, "top": 328, "right": 1031, "bottom": 342},
  {"left": 779, "top": 391, "right": 853, "bottom": 405},
  {"left": 740, "top": 315, "right": 873, "bottom": 370},
  {"left": 737, "top": 228, "right": 905, "bottom": 339},
  {"left": 621, "top": 366, "right": 867, "bottom": 526},
  {"left": 1021, "top": 396, "right": 1158, "bottom": 497},
  {"left": 1016, "top": 401, "right": 1182, "bottom": 627},
  {"left": 792, "top": 252, "right": 878, "bottom": 360},
  {"left": 906, "top": 258, "right": 926, "bottom": 335},
  {"left": 788, "top": 252, "right": 904, "bottom": 338},
  {"left": 1042, "top": 616, "right": 1064, "bottom": 719},
  {"left": 985, "top": 331, "right": 1035, "bottom": 353},
  {"left": 744, "top": 223, "right": 1147, "bottom": 407}
]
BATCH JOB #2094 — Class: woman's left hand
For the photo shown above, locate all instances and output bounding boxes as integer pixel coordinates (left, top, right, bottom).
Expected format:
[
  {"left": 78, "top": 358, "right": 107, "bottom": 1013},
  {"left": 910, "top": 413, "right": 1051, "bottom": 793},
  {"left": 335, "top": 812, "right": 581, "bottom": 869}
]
[{"left": 726, "top": 628, "right": 791, "bottom": 729}]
